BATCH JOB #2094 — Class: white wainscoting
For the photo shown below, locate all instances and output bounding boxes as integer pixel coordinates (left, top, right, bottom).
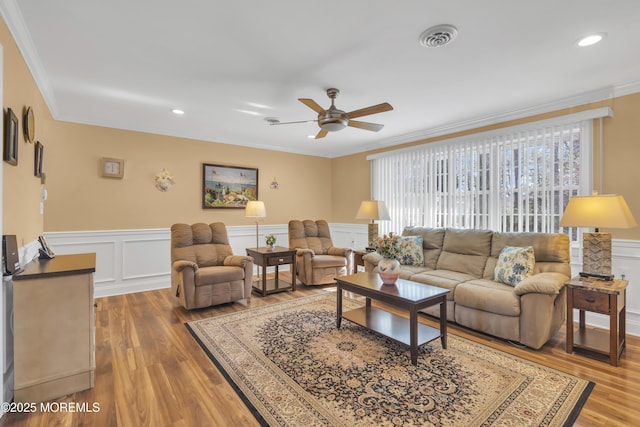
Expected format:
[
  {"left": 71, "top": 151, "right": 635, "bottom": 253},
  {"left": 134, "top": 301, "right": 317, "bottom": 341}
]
[
  {"left": 43, "top": 228, "right": 640, "bottom": 336},
  {"left": 43, "top": 224, "right": 368, "bottom": 299}
]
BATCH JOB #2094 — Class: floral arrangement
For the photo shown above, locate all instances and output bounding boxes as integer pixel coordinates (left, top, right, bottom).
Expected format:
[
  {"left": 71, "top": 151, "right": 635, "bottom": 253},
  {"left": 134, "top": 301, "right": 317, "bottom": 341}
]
[
  {"left": 372, "top": 232, "right": 402, "bottom": 259},
  {"left": 265, "top": 234, "right": 276, "bottom": 246},
  {"left": 155, "top": 169, "right": 175, "bottom": 192}
]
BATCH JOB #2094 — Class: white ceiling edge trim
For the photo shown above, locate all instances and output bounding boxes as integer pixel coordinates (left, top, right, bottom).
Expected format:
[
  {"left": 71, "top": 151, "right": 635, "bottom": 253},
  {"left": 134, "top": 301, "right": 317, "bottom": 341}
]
[
  {"left": 0, "top": 0, "right": 59, "bottom": 116},
  {"left": 54, "top": 116, "right": 327, "bottom": 159},
  {"left": 367, "top": 106, "right": 614, "bottom": 160}
]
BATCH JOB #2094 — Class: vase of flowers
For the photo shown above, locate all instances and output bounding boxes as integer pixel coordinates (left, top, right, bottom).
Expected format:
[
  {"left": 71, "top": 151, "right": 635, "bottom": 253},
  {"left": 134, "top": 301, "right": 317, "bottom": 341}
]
[
  {"left": 372, "top": 233, "right": 401, "bottom": 284},
  {"left": 265, "top": 234, "right": 276, "bottom": 251}
]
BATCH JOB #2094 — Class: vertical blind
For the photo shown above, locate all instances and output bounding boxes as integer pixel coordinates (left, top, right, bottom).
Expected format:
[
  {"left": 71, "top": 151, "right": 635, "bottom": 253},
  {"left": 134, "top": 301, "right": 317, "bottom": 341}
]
[{"left": 370, "top": 117, "right": 598, "bottom": 240}]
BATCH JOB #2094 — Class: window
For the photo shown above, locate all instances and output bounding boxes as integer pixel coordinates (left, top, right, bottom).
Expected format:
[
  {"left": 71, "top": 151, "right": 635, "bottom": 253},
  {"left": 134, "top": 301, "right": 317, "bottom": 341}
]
[{"left": 369, "top": 109, "right": 611, "bottom": 240}]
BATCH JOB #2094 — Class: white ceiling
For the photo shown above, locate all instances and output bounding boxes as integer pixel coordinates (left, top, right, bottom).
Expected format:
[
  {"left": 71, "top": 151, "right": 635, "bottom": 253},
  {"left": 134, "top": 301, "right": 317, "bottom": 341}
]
[{"left": 2, "top": 0, "right": 640, "bottom": 158}]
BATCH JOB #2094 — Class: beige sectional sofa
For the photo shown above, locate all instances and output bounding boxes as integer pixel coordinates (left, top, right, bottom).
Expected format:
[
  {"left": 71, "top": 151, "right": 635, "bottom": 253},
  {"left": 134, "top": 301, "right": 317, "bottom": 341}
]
[{"left": 363, "top": 227, "right": 571, "bottom": 349}]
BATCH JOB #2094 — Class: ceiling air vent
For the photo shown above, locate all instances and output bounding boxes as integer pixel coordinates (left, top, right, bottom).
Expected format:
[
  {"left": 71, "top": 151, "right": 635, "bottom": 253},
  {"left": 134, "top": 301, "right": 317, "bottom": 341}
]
[{"left": 419, "top": 24, "right": 458, "bottom": 48}]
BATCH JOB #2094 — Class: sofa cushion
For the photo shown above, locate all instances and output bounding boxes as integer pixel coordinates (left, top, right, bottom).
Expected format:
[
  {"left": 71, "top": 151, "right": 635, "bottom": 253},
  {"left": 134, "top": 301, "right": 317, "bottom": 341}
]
[
  {"left": 455, "top": 279, "right": 521, "bottom": 316},
  {"left": 310, "top": 254, "right": 347, "bottom": 268},
  {"left": 410, "top": 270, "right": 476, "bottom": 299},
  {"left": 494, "top": 246, "right": 535, "bottom": 286},
  {"left": 436, "top": 229, "right": 492, "bottom": 277},
  {"left": 398, "top": 236, "right": 424, "bottom": 266},
  {"left": 195, "top": 265, "right": 244, "bottom": 286}
]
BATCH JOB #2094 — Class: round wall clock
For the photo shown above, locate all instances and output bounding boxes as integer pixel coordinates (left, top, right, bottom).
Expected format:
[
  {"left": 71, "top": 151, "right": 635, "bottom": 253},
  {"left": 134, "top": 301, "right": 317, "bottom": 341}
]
[{"left": 24, "top": 106, "right": 35, "bottom": 144}]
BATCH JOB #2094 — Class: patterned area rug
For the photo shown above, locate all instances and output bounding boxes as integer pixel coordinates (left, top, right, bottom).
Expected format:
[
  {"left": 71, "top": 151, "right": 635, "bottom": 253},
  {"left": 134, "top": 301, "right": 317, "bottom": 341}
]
[{"left": 186, "top": 293, "right": 593, "bottom": 426}]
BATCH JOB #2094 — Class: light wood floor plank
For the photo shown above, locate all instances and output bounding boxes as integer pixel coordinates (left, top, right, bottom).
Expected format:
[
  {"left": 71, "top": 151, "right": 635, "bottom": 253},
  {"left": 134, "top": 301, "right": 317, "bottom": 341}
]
[{"left": 1, "top": 284, "right": 638, "bottom": 426}]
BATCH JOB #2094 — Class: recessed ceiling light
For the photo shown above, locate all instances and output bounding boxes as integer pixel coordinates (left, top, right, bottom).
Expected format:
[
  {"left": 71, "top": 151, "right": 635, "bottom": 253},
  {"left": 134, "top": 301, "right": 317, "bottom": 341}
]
[
  {"left": 171, "top": 109, "right": 185, "bottom": 115},
  {"left": 577, "top": 33, "right": 606, "bottom": 47}
]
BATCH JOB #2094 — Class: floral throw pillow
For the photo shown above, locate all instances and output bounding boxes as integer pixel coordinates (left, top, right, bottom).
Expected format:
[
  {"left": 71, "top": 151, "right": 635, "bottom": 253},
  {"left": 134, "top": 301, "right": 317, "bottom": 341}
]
[
  {"left": 494, "top": 246, "right": 535, "bottom": 286},
  {"left": 398, "top": 236, "right": 424, "bottom": 266}
]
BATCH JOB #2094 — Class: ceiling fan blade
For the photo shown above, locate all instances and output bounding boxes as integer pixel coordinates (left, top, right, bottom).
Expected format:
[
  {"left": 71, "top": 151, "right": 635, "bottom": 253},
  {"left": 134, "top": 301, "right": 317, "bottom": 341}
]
[
  {"left": 345, "top": 102, "right": 393, "bottom": 119},
  {"left": 348, "top": 120, "right": 384, "bottom": 132},
  {"left": 298, "top": 98, "right": 326, "bottom": 114},
  {"left": 269, "top": 119, "right": 316, "bottom": 126},
  {"left": 315, "top": 129, "right": 329, "bottom": 139}
]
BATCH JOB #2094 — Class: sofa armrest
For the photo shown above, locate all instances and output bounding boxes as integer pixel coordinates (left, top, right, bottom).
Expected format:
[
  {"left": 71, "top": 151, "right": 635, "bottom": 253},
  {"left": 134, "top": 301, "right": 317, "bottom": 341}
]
[
  {"left": 514, "top": 272, "right": 569, "bottom": 296},
  {"left": 328, "top": 247, "right": 353, "bottom": 257},
  {"left": 173, "top": 260, "right": 198, "bottom": 273},
  {"left": 224, "top": 255, "right": 254, "bottom": 268},
  {"left": 362, "top": 252, "right": 383, "bottom": 271}
]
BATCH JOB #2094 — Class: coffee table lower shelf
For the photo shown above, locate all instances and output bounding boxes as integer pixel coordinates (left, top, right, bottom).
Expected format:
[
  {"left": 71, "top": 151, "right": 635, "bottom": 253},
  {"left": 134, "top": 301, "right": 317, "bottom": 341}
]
[{"left": 342, "top": 306, "right": 442, "bottom": 349}]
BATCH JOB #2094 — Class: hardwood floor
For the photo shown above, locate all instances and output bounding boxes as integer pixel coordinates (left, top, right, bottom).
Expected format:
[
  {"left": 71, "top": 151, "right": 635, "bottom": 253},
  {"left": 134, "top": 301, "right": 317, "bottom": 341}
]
[{"left": 1, "top": 283, "right": 639, "bottom": 426}]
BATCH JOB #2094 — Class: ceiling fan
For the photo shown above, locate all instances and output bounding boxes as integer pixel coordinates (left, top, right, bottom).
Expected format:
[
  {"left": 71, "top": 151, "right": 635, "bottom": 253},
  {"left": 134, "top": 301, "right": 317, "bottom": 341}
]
[{"left": 270, "top": 88, "right": 393, "bottom": 139}]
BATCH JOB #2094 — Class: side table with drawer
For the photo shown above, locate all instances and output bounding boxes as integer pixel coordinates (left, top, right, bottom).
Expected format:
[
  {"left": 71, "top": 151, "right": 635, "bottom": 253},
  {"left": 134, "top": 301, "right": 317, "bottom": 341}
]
[
  {"left": 565, "top": 276, "right": 629, "bottom": 366},
  {"left": 246, "top": 246, "right": 296, "bottom": 296}
]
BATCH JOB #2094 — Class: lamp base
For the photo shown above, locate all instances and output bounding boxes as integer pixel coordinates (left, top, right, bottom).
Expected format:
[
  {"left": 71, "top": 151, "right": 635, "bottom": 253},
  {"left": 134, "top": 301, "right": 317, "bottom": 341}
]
[
  {"left": 582, "top": 231, "right": 612, "bottom": 279},
  {"left": 367, "top": 223, "right": 379, "bottom": 247}
]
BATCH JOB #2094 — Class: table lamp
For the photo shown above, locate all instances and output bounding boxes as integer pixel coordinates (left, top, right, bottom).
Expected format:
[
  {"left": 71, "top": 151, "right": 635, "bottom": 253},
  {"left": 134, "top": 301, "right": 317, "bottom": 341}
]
[
  {"left": 355, "top": 200, "right": 391, "bottom": 247},
  {"left": 245, "top": 200, "right": 266, "bottom": 249},
  {"left": 559, "top": 193, "right": 637, "bottom": 280}
]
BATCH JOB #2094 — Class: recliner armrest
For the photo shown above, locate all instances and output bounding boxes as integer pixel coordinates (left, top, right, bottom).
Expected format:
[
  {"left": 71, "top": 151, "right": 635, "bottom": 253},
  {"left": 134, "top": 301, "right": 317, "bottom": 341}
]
[
  {"left": 173, "top": 260, "right": 198, "bottom": 272},
  {"left": 327, "top": 247, "right": 353, "bottom": 257},
  {"left": 295, "top": 248, "right": 315, "bottom": 258},
  {"left": 224, "top": 255, "right": 254, "bottom": 268}
]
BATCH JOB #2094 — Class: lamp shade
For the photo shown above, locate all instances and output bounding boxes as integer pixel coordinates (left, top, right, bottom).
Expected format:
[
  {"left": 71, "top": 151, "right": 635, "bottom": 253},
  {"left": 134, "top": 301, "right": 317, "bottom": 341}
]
[
  {"left": 245, "top": 200, "right": 266, "bottom": 218},
  {"left": 355, "top": 200, "right": 391, "bottom": 222},
  {"left": 559, "top": 194, "right": 637, "bottom": 229}
]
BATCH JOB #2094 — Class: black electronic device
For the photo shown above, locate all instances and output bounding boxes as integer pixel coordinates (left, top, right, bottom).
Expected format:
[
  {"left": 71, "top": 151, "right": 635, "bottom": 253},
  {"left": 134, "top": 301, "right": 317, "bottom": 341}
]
[
  {"left": 38, "top": 235, "right": 55, "bottom": 260},
  {"left": 2, "top": 234, "right": 21, "bottom": 275},
  {"left": 579, "top": 271, "right": 614, "bottom": 281}
]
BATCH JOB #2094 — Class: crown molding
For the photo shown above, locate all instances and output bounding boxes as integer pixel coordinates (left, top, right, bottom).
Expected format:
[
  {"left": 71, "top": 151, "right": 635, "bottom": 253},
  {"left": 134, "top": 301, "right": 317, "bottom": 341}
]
[{"left": 0, "top": 0, "right": 59, "bottom": 116}]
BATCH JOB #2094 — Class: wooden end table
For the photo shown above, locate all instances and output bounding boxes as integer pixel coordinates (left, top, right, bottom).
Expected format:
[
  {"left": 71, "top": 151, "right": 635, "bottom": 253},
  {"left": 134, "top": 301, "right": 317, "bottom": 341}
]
[
  {"left": 336, "top": 272, "right": 449, "bottom": 365},
  {"left": 246, "top": 246, "right": 296, "bottom": 296},
  {"left": 352, "top": 249, "right": 369, "bottom": 274},
  {"left": 565, "top": 276, "right": 629, "bottom": 366}
]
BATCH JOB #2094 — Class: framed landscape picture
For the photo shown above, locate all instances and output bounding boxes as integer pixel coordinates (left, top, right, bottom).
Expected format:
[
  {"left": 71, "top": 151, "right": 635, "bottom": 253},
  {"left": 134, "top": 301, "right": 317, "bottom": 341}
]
[{"left": 202, "top": 163, "right": 258, "bottom": 209}]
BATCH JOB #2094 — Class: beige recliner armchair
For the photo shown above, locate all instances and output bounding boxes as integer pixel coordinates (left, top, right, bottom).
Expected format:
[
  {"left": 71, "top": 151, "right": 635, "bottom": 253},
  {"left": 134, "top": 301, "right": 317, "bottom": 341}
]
[
  {"left": 171, "top": 222, "right": 254, "bottom": 309},
  {"left": 288, "top": 220, "right": 353, "bottom": 285}
]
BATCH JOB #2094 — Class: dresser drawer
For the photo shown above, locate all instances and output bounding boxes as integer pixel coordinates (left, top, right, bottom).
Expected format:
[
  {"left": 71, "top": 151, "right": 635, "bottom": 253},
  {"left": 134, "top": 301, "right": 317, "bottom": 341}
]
[
  {"left": 572, "top": 289, "right": 610, "bottom": 314},
  {"left": 267, "top": 255, "right": 293, "bottom": 266}
]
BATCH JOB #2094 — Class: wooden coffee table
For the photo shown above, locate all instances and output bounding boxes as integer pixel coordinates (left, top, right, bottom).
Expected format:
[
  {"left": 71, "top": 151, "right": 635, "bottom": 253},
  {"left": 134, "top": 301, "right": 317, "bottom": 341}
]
[{"left": 336, "top": 272, "right": 449, "bottom": 365}]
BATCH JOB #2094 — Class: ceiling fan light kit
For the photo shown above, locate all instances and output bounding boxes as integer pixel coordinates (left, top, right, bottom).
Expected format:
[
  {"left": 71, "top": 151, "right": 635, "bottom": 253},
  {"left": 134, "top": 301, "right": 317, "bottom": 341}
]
[{"left": 275, "top": 87, "right": 393, "bottom": 139}]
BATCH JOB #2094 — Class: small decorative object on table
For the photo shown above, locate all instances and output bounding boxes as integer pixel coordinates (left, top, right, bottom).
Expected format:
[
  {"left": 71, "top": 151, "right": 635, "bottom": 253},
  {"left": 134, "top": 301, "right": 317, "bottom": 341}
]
[
  {"left": 265, "top": 234, "right": 276, "bottom": 251},
  {"left": 372, "top": 232, "right": 402, "bottom": 284}
]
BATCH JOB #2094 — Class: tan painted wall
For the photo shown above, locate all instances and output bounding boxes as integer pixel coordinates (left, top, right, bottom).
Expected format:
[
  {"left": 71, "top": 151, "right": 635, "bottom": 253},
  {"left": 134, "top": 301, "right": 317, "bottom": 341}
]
[
  {"left": 1, "top": 19, "right": 53, "bottom": 247},
  {"left": 43, "top": 121, "right": 332, "bottom": 230}
]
